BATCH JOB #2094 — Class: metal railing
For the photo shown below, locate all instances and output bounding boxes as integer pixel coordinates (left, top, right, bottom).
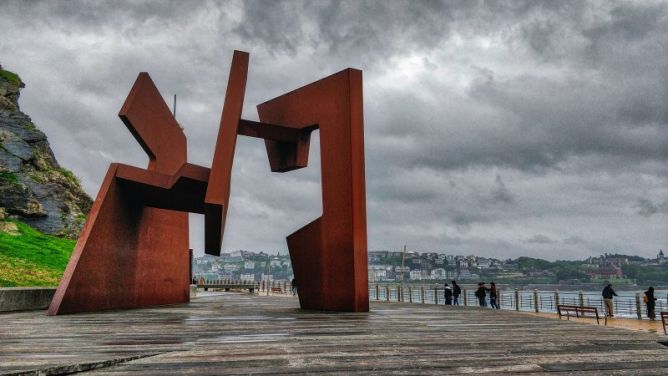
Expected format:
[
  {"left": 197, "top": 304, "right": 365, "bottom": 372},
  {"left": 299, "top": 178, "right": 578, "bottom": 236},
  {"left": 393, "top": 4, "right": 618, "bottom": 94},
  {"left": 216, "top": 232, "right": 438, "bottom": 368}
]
[
  {"left": 197, "top": 279, "right": 298, "bottom": 296},
  {"left": 368, "top": 284, "right": 667, "bottom": 320}
]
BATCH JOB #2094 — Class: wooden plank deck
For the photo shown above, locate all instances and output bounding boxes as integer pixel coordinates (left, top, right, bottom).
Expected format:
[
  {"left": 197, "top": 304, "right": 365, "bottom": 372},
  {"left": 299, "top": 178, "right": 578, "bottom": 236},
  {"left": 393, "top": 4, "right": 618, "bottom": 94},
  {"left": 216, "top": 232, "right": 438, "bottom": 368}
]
[{"left": 1, "top": 292, "right": 667, "bottom": 375}]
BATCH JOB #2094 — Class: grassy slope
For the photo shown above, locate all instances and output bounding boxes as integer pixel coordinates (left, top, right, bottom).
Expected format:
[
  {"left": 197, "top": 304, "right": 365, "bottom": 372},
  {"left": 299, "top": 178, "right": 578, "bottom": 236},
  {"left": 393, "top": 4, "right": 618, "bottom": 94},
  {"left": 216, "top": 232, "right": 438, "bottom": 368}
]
[
  {"left": 0, "top": 68, "right": 21, "bottom": 85},
  {"left": 0, "top": 220, "right": 75, "bottom": 286}
]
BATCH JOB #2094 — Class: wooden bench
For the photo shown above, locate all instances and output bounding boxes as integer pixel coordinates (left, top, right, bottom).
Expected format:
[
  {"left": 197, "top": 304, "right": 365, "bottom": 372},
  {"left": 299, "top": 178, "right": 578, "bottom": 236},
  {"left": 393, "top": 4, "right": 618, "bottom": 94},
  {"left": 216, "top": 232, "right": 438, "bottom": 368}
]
[
  {"left": 661, "top": 312, "right": 668, "bottom": 335},
  {"left": 557, "top": 304, "right": 606, "bottom": 326},
  {"left": 271, "top": 287, "right": 283, "bottom": 294}
]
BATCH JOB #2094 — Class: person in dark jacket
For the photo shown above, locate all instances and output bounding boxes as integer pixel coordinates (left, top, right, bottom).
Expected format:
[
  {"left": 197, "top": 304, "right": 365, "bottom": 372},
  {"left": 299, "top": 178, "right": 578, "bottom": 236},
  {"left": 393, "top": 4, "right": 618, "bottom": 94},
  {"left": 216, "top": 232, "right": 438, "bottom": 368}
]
[
  {"left": 452, "top": 281, "right": 461, "bottom": 305},
  {"left": 475, "top": 282, "right": 487, "bottom": 307},
  {"left": 601, "top": 283, "right": 617, "bottom": 317},
  {"left": 645, "top": 286, "right": 657, "bottom": 320},
  {"left": 291, "top": 278, "right": 298, "bottom": 296},
  {"left": 489, "top": 282, "right": 500, "bottom": 309},
  {"left": 444, "top": 283, "right": 453, "bottom": 305}
]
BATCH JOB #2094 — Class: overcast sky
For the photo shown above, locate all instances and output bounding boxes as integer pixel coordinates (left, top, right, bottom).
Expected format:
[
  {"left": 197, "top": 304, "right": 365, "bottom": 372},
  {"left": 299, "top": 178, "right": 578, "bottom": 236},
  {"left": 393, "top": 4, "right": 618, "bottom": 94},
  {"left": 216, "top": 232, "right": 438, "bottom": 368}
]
[{"left": 1, "top": 0, "right": 666, "bottom": 260}]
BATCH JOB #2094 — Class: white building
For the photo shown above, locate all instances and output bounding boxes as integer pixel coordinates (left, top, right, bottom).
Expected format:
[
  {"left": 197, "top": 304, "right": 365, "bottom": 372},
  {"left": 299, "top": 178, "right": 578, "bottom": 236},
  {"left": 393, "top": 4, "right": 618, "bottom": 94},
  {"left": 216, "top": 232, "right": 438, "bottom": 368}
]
[
  {"left": 430, "top": 268, "right": 446, "bottom": 279},
  {"left": 409, "top": 270, "right": 423, "bottom": 280},
  {"left": 223, "top": 264, "right": 238, "bottom": 272},
  {"left": 370, "top": 264, "right": 391, "bottom": 271},
  {"left": 477, "top": 259, "right": 492, "bottom": 269},
  {"left": 244, "top": 261, "right": 255, "bottom": 270},
  {"left": 368, "top": 269, "right": 387, "bottom": 282},
  {"left": 239, "top": 274, "right": 255, "bottom": 282}
]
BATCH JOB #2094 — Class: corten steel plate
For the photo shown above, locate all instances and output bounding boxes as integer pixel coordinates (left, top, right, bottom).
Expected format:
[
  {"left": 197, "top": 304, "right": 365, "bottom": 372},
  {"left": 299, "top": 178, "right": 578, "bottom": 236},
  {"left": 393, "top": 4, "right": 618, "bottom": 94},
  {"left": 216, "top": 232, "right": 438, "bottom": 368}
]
[
  {"left": 49, "top": 50, "right": 368, "bottom": 315},
  {"left": 48, "top": 73, "right": 211, "bottom": 315},
  {"left": 204, "top": 51, "right": 249, "bottom": 256},
  {"left": 257, "top": 69, "right": 368, "bottom": 312}
]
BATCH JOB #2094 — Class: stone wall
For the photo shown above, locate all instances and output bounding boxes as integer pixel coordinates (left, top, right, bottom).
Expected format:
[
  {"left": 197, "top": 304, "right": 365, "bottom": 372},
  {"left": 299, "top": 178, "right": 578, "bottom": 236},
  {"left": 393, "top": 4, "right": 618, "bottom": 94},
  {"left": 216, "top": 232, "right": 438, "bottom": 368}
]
[{"left": 0, "top": 287, "right": 56, "bottom": 312}]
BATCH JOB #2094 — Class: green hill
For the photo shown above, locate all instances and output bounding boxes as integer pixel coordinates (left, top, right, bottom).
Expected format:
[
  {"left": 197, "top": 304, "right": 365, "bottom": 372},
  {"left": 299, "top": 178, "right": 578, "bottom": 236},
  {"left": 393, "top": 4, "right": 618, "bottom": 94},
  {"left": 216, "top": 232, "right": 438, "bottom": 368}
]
[{"left": 0, "top": 219, "right": 75, "bottom": 286}]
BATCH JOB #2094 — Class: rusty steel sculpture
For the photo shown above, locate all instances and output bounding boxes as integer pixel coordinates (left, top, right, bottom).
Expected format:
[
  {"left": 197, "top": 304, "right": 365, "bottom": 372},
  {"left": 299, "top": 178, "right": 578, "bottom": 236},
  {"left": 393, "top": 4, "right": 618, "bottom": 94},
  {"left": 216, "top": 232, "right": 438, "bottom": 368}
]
[{"left": 48, "top": 51, "right": 368, "bottom": 315}]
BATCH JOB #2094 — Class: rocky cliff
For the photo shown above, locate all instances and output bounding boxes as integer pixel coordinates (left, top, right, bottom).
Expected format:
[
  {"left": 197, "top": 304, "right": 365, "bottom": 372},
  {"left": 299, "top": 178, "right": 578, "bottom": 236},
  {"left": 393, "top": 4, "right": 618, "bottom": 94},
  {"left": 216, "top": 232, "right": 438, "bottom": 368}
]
[{"left": 0, "top": 65, "right": 92, "bottom": 238}]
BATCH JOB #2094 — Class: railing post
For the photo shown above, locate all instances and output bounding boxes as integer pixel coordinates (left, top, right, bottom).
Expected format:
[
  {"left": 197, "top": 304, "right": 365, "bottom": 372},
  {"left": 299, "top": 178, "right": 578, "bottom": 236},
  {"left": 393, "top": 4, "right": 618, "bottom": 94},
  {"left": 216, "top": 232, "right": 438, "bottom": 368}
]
[
  {"left": 614, "top": 298, "right": 618, "bottom": 315},
  {"left": 434, "top": 287, "right": 438, "bottom": 305},
  {"left": 534, "top": 289, "right": 539, "bottom": 313},
  {"left": 386, "top": 285, "right": 390, "bottom": 302},
  {"left": 376, "top": 285, "right": 380, "bottom": 301},
  {"left": 514, "top": 288, "right": 520, "bottom": 311},
  {"left": 498, "top": 288, "right": 502, "bottom": 307},
  {"left": 463, "top": 289, "right": 468, "bottom": 306},
  {"left": 420, "top": 286, "right": 425, "bottom": 304},
  {"left": 555, "top": 289, "right": 560, "bottom": 307},
  {"left": 636, "top": 293, "right": 642, "bottom": 320},
  {"left": 409, "top": 286, "right": 413, "bottom": 303},
  {"left": 397, "top": 285, "right": 401, "bottom": 302},
  {"left": 578, "top": 290, "right": 584, "bottom": 307}
]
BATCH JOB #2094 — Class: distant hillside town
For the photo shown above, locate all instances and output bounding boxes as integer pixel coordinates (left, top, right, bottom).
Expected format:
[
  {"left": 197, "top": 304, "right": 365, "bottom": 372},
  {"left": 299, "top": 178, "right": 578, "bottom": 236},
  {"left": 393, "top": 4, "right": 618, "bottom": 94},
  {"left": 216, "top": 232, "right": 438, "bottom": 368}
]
[{"left": 192, "top": 249, "right": 668, "bottom": 287}]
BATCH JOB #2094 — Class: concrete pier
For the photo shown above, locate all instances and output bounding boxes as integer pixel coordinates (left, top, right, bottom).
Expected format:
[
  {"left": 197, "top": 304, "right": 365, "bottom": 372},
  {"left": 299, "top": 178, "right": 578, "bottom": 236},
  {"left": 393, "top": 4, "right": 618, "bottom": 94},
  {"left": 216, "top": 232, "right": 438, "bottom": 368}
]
[{"left": 1, "top": 292, "right": 668, "bottom": 375}]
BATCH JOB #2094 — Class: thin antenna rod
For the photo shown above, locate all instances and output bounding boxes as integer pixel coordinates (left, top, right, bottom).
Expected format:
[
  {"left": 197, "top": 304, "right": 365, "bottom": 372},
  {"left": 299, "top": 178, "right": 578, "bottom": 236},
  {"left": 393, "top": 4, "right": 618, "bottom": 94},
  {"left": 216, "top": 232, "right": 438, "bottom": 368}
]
[
  {"left": 173, "top": 94, "right": 177, "bottom": 118},
  {"left": 400, "top": 245, "right": 407, "bottom": 297}
]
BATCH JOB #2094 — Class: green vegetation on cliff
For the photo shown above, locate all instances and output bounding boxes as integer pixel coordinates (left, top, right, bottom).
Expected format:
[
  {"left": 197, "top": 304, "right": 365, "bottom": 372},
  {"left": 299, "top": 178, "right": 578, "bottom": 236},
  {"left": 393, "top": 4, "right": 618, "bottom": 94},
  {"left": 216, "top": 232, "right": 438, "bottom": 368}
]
[
  {"left": 0, "top": 220, "right": 75, "bottom": 286},
  {"left": 0, "top": 69, "right": 21, "bottom": 86}
]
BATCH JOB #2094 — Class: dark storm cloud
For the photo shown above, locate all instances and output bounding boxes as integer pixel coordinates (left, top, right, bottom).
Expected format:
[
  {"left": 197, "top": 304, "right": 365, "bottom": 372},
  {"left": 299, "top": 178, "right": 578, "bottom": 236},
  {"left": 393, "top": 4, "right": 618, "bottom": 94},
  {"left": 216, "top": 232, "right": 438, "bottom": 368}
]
[
  {"left": 636, "top": 199, "right": 668, "bottom": 217},
  {"left": 525, "top": 234, "right": 556, "bottom": 244},
  {"left": 563, "top": 236, "right": 587, "bottom": 245},
  {"left": 236, "top": 0, "right": 456, "bottom": 59},
  {"left": 0, "top": 0, "right": 665, "bottom": 259},
  {"left": 491, "top": 174, "right": 514, "bottom": 204},
  {"left": 356, "top": 1, "right": 668, "bottom": 174}
]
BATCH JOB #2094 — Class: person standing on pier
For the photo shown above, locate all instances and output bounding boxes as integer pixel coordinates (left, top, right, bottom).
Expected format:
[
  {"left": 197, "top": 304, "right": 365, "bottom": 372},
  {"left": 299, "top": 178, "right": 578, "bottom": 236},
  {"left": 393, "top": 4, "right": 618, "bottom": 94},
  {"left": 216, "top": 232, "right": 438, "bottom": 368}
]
[
  {"left": 489, "top": 282, "right": 500, "bottom": 309},
  {"left": 601, "top": 283, "right": 617, "bottom": 317},
  {"left": 444, "top": 283, "right": 453, "bottom": 305},
  {"left": 475, "top": 282, "right": 487, "bottom": 307},
  {"left": 291, "top": 278, "right": 297, "bottom": 296},
  {"left": 644, "top": 286, "right": 657, "bottom": 320},
  {"left": 452, "top": 281, "right": 461, "bottom": 305}
]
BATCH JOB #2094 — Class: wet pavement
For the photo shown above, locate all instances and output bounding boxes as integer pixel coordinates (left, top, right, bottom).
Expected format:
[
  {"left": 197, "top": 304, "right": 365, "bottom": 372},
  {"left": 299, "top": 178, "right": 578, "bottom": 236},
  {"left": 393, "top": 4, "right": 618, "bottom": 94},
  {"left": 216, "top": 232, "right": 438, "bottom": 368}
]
[{"left": 2, "top": 292, "right": 668, "bottom": 375}]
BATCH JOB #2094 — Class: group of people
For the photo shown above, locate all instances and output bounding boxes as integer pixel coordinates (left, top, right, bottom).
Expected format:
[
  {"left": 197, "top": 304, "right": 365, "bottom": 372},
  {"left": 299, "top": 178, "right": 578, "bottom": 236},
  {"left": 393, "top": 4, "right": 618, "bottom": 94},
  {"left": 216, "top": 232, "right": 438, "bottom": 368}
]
[
  {"left": 602, "top": 283, "right": 658, "bottom": 320},
  {"left": 442, "top": 281, "right": 500, "bottom": 309},
  {"left": 440, "top": 281, "right": 660, "bottom": 319}
]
